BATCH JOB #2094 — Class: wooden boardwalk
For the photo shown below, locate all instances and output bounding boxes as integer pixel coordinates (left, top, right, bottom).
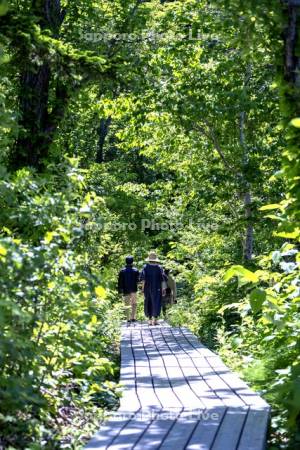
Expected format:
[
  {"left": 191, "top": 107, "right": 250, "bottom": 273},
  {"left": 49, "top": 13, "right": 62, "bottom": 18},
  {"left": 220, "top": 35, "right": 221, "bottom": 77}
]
[{"left": 85, "top": 322, "right": 270, "bottom": 450}]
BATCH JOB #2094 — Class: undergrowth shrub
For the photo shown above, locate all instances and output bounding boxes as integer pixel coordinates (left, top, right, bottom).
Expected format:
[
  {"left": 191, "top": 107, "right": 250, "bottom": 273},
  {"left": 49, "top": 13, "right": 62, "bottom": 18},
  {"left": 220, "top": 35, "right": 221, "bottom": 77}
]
[{"left": 0, "top": 159, "right": 122, "bottom": 449}]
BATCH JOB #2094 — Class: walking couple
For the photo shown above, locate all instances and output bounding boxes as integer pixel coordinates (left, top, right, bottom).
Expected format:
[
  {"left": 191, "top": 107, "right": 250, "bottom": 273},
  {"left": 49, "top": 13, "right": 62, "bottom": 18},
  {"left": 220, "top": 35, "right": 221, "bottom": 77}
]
[{"left": 118, "top": 251, "right": 176, "bottom": 326}]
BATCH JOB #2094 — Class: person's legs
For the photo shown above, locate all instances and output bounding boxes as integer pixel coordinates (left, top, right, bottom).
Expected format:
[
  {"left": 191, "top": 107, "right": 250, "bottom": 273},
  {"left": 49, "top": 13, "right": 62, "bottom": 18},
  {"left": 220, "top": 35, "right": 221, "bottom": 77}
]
[
  {"left": 130, "top": 292, "right": 137, "bottom": 321},
  {"left": 124, "top": 295, "right": 131, "bottom": 322}
]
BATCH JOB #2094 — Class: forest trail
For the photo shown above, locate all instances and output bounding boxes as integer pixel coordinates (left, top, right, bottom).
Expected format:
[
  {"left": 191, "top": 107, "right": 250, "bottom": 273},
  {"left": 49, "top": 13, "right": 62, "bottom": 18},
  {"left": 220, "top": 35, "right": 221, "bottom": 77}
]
[{"left": 85, "top": 323, "right": 270, "bottom": 450}]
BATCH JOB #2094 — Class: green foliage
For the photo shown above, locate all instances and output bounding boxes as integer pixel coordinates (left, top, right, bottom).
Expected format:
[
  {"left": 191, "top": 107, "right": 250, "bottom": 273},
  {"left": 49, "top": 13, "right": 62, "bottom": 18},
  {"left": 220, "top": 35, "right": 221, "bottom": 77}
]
[
  {"left": 220, "top": 241, "right": 300, "bottom": 447},
  {"left": 0, "top": 0, "right": 299, "bottom": 449},
  {"left": 224, "top": 265, "right": 259, "bottom": 285},
  {"left": 0, "top": 159, "right": 122, "bottom": 448}
]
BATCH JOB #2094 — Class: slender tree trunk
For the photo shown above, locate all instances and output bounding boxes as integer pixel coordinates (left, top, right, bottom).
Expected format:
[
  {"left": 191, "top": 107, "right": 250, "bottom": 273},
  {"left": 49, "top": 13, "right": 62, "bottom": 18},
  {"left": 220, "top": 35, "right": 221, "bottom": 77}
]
[
  {"left": 283, "top": 1, "right": 300, "bottom": 87},
  {"left": 243, "top": 191, "right": 254, "bottom": 261},
  {"left": 239, "top": 66, "right": 253, "bottom": 261},
  {"left": 96, "top": 117, "right": 112, "bottom": 163}
]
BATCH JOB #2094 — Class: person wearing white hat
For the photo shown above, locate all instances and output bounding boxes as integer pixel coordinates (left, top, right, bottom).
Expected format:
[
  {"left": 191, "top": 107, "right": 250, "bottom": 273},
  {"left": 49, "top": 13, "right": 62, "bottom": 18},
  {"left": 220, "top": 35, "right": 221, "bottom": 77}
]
[{"left": 140, "top": 251, "right": 166, "bottom": 326}]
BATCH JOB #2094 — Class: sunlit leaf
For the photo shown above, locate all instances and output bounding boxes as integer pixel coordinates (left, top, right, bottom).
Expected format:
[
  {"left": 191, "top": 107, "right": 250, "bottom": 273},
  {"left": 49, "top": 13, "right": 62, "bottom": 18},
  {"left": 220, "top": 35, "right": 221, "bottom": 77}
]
[
  {"left": 95, "top": 285, "right": 107, "bottom": 299},
  {"left": 0, "top": 245, "right": 7, "bottom": 256},
  {"left": 290, "top": 118, "right": 300, "bottom": 128},
  {"left": 224, "top": 265, "right": 259, "bottom": 284},
  {"left": 260, "top": 204, "right": 282, "bottom": 211}
]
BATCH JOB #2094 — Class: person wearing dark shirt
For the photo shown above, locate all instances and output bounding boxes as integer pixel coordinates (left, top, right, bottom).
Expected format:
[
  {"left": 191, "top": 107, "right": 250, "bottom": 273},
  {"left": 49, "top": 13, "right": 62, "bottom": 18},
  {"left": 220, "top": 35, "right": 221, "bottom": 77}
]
[
  {"left": 118, "top": 256, "right": 140, "bottom": 323},
  {"left": 140, "top": 251, "right": 165, "bottom": 326}
]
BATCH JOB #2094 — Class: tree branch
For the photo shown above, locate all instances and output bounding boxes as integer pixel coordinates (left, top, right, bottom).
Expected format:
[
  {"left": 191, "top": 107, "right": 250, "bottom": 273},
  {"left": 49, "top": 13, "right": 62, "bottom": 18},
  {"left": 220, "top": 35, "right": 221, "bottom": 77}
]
[{"left": 196, "top": 120, "right": 240, "bottom": 175}]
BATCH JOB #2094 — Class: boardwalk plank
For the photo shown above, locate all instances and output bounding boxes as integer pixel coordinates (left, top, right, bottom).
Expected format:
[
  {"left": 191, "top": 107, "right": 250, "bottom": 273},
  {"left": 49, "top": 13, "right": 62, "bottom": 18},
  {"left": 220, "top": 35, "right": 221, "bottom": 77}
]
[
  {"left": 211, "top": 407, "right": 248, "bottom": 450},
  {"left": 219, "top": 371, "right": 269, "bottom": 408},
  {"left": 133, "top": 410, "right": 177, "bottom": 450},
  {"left": 237, "top": 407, "right": 270, "bottom": 450},
  {"left": 197, "top": 366, "right": 246, "bottom": 407},
  {"left": 85, "top": 413, "right": 134, "bottom": 449},
  {"left": 135, "top": 365, "right": 162, "bottom": 408},
  {"left": 107, "top": 412, "right": 154, "bottom": 450},
  {"left": 186, "top": 407, "right": 226, "bottom": 450},
  {"left": 119, "top": 390, "right": 140, "bottom": 412},
  {"left": 159, "top": 410, "right": 202, "bottom": 450},
  {"left": 180, "top": 366, "right": 224, "bottom": 409}
]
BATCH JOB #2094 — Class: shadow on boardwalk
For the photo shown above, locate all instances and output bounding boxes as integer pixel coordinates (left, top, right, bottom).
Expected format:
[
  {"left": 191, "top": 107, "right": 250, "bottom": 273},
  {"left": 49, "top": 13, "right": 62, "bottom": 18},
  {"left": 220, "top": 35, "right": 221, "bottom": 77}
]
[{"left": 85, "top": 322, "right": 270, "bottom": 450}]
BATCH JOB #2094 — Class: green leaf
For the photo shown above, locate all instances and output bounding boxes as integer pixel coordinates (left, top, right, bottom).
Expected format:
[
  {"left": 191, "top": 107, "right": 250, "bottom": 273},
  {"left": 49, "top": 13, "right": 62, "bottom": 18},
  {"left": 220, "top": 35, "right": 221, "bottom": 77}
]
[
  {"left": 90, "top": 314, "right": 98, "bottom": 325},
  {"left": 95, "top": 285, "right": 107, "bottom": 299},
  {"left": 224, "top": 265, "right": 259, "bottom": 285},
  {"left": 0, "top": 245, "right": 7, "bottom": 256},
  {"left": 259, "top": 204, "right": 282, "bottom": 211},
  {"left": 249, "top": 288, "right": 266, "bottom": 314},
  {"left": 275, "top": 229, "right": 300, "bottom": 239},
  {"left": 44, "top": 231, "right": 56, "bottom": 244}
]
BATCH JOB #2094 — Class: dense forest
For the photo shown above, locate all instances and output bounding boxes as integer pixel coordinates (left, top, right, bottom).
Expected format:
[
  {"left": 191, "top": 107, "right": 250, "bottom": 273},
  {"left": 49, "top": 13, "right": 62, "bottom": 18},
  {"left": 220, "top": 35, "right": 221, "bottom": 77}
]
[{"left": 0, "top": 0, "right": 300, "bottom": 449}]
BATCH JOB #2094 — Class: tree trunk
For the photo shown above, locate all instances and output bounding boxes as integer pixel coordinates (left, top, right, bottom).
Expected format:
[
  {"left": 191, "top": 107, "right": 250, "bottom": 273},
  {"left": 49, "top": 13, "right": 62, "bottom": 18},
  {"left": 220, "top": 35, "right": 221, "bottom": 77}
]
[
  {"left": 10, "top": 0, "right": 66, "bottom": 170},
  {"left": 243, "top": 191, "right": 254, "bottom": 261},
  {"left": 283, "top": 1, "right": 300, "bottom": 87},
  {"left": 96, "top": 117, "right": 112, "bottom": 163},
  {"left": 13, "top": 61, "right": 51, "bottom": 168},
  {"left": 239, "top": 66, "right": 253, "bottom": 261}
]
